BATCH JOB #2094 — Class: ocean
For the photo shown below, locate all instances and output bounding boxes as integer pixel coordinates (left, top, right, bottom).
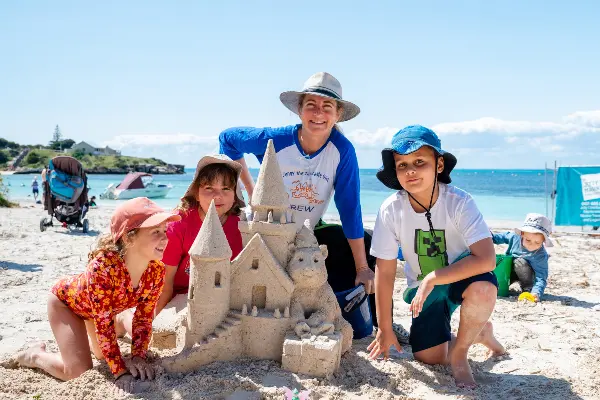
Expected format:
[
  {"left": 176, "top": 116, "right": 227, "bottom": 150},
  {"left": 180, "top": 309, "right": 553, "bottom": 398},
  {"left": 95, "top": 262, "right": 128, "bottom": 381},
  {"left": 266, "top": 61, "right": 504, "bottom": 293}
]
[{"left": 2, "top": 169, "right": 553, "bottom": 223}]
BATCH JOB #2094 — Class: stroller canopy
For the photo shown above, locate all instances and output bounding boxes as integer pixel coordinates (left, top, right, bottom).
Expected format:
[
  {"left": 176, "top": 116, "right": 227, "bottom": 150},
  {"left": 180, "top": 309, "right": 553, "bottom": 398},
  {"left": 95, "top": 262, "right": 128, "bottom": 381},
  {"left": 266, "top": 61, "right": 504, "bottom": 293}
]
[{"left": 116, "top": 172, "right": 151, "bottom": 190}]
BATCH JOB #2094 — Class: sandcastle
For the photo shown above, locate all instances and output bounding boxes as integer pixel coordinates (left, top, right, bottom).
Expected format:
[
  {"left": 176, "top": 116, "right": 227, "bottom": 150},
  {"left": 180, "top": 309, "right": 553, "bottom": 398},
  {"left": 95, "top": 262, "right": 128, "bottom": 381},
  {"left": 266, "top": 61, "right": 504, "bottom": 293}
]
[{"left": 155, "top": 139, "right": 353, "bottom": 377}]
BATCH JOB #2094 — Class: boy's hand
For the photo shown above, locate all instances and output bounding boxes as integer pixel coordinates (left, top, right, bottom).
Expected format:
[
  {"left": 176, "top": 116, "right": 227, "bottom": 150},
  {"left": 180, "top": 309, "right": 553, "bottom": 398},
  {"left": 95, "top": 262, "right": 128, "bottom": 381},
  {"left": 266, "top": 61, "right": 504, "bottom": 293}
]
[
  {"left": 367, "top": 327, "right": 402, "bottom": 360},
  {"left": 532, "top": 293, "right": 540, "bottom": 302},
  {"left": 410, "top": 274, "right": 435, "bottom": 318}
]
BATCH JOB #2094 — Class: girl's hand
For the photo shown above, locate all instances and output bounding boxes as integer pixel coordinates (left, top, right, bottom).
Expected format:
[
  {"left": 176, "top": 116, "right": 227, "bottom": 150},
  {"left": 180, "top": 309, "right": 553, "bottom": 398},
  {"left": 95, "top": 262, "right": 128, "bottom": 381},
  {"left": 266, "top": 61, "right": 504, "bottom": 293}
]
[
  {"left": 128, "top": 356, "right": 155, "bottom": 381},
  {"left": 113, "top": 372, "right": 136, "bottom": 395},
  {"left": 410, "top": 275, "right": 435, "bottom": 318},
  {"left": 367, "top": 327, "right": 402, "bottom": 360}
]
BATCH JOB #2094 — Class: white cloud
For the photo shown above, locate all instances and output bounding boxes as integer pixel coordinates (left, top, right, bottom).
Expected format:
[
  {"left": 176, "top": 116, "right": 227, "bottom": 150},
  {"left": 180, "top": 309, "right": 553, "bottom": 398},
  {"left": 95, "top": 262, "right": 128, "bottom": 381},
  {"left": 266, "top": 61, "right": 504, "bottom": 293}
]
[
  {"left": 432, "top": 117, "right": 598, "bottom": 136},
  {"left": 563, "top": 110, "right": 600, "bottom": 127},
  {"left": 103, "top": 133, "right": 218, "bottom": 150},
  {"left": 345, "top": 127, "right": 398, "bottom": 148}
]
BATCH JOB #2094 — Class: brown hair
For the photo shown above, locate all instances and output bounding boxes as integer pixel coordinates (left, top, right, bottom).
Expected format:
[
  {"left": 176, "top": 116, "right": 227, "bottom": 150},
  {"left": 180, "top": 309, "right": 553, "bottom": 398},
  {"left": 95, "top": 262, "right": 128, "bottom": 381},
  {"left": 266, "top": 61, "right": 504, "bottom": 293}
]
[
  {"left": 177, "top": 163, "right": 243, "bottom": 216},
  {"left": 88, "top": 229, "right": 139, "bottom": 261},
  {"left": 298, "top": 94, "right": 345, "bottom": 132}
]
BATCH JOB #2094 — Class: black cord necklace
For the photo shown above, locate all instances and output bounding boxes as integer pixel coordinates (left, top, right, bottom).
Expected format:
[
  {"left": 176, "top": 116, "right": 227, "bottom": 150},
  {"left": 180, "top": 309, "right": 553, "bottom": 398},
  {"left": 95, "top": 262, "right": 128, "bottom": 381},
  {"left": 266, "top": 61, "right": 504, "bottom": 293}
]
[{"left": 406, "top": 158, "right": 439, "bottom": 238}]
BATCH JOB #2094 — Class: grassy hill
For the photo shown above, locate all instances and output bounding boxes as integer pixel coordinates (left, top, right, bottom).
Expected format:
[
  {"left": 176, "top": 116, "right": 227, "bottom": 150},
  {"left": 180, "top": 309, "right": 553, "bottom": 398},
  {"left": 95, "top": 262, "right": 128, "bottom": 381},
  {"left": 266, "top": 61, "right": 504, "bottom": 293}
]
[{"left": 0, "top": 139, "right": 179, "bottom": 173}]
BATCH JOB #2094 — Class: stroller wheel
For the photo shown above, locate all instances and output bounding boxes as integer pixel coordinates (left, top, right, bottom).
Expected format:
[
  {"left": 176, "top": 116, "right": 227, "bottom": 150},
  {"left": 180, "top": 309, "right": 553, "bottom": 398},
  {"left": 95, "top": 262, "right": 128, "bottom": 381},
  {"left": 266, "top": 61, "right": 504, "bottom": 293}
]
[
  {"left": 40, "top": 217, "right": 47, "bottom": 232},
  {"left": 82, "top": 219, "right": 89, "bottom": 234}
]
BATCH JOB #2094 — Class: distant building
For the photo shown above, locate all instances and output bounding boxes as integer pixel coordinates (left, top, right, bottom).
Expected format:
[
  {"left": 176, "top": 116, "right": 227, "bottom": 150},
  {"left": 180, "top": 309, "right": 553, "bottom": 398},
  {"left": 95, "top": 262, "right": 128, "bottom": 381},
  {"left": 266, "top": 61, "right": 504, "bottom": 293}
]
[{"left": 68, "top": 141, "right": 120, "bottom": 156}]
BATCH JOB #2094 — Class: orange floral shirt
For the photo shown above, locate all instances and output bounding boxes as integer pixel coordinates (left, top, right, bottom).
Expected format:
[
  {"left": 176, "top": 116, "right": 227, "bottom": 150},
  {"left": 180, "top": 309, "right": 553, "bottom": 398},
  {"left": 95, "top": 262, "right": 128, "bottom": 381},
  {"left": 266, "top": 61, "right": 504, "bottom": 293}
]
[{"left": 51, "top": 251, "right": 165, "bottom": 376}]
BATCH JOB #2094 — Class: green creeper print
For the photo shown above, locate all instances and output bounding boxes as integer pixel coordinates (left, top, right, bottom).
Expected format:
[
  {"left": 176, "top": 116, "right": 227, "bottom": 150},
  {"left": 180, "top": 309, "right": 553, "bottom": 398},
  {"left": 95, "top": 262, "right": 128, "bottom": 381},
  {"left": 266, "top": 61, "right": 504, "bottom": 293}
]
[{"left": 414, "top": 229, "right": 449, "bottom": 280}]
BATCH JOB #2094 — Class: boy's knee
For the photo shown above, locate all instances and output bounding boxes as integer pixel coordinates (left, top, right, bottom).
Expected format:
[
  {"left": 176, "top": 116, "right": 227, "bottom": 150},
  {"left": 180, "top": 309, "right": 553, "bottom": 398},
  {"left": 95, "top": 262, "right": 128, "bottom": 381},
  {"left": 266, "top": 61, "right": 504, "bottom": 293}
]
[{"left": 464, "top": 281, "right": 497, "bottom": 304}]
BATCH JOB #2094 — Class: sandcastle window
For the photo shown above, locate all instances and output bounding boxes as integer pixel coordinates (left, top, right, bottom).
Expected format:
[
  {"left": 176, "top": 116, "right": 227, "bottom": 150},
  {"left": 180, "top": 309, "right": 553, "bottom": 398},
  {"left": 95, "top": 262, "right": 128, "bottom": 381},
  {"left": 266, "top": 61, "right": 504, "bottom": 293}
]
[
  {"left": 189, "top": 285, "right": 194, "bottom": 300},
  {"left": 214, "top": 272, "right": 221, "bottom": 287},
  {"left": 251, "top": 258, "right": 259, "bottom": 270}
]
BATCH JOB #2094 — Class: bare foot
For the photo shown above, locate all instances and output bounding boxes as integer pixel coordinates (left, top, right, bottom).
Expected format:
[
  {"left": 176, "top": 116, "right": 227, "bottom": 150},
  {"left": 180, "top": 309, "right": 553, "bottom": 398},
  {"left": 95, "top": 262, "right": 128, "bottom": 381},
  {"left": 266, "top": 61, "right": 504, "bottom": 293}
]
[
  {"left": 15, "top": 342, "right": 46, "bottom": 368},
  {"left": 449, "top": 346, "right": 476, "bottom": 389},
  {"left": 476, "top": 322, "right": 505, "bottom": 357}
]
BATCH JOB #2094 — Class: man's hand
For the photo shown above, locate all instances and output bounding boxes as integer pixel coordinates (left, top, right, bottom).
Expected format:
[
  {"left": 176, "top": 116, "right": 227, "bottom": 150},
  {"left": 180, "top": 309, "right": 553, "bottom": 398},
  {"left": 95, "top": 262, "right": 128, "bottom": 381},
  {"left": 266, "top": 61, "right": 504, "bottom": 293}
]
[{"left": 355, "top": 266, "right": 375, "bottom": 294}]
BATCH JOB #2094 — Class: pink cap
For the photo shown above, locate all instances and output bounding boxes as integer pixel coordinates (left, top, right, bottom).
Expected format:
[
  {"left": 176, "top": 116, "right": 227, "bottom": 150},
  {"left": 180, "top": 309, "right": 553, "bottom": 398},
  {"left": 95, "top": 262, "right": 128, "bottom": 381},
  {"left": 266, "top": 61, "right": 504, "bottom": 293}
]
[{"left": 110, "top": 197, "right": 181, "bottom": 242}]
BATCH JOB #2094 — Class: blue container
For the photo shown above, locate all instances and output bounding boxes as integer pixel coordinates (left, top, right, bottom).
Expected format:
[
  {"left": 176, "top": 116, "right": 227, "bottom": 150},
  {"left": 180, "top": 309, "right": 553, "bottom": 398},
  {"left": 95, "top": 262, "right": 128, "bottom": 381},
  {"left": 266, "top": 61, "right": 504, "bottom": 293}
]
[{"left": 335, "top": 285, "right": 373, "bottom": 339}]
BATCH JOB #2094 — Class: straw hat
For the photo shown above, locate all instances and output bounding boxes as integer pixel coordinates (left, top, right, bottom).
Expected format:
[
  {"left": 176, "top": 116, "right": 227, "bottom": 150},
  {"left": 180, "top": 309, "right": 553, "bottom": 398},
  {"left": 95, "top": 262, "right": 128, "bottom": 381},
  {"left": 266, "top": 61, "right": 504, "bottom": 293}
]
[{"left": 279, "top": 72, "right": 360, "bottom": 122}]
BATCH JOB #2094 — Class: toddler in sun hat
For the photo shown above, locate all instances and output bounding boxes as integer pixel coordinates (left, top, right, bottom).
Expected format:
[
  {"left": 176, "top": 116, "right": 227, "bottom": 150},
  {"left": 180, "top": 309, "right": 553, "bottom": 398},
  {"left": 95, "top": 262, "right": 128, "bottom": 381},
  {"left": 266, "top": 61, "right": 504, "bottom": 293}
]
[{"left": 492, "top": 213, "right": 553, "bottom": 302}]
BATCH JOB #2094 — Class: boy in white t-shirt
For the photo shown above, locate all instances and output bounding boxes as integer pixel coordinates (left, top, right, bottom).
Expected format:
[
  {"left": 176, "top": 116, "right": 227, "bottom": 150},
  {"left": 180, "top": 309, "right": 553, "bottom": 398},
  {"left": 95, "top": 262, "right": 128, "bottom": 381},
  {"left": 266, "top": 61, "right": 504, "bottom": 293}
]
[{"left": 367, "top": 125, "right": 505, "bottom": 388}]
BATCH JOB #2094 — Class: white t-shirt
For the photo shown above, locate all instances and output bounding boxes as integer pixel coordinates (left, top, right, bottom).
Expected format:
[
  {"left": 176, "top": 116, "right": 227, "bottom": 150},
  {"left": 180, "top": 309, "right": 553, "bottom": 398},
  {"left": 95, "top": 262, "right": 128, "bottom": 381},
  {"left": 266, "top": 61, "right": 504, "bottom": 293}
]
[{"left": 370, "top": 184, "right": 491, "bottom": 289}]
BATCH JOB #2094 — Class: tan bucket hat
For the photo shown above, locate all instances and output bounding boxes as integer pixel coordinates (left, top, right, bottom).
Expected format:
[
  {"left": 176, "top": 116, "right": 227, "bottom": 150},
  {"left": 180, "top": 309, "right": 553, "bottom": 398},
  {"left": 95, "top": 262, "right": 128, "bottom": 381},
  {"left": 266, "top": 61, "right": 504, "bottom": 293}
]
[{"left": 183, "top": 154, "right": 245, "bottom": 206}]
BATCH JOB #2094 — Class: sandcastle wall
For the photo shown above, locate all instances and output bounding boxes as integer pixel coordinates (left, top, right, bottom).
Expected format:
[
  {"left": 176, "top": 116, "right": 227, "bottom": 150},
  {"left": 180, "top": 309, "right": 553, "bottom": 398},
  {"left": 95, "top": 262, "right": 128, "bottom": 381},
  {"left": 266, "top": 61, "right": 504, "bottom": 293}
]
[
  {"left": 235, "top": 311, "right": 291, "bottom": 361},
  {"left": 239, "top": 221, "right": 297, "bottom": 266}
]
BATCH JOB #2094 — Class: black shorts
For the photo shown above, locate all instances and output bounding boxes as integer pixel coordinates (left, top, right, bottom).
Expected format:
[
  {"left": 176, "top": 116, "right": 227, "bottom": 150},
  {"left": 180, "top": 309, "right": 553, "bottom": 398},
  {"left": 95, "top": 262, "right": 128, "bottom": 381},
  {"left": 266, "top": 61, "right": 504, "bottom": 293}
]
[{"left": 404, "top": 272, "right": 498, "bottom": 353}]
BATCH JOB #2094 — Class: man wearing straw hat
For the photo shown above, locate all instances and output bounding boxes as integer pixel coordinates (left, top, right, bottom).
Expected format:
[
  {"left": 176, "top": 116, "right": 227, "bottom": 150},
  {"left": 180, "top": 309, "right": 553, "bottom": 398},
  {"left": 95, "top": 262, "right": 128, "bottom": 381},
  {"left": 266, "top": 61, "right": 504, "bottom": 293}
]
[{"left": 219, "top": 72, "right": 409, "bottom": 342}]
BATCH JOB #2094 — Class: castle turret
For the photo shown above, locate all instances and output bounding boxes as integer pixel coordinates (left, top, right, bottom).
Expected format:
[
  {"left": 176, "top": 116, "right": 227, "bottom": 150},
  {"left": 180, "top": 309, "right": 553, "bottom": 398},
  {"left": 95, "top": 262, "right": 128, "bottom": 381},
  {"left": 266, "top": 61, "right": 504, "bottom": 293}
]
[
  {"left": 185, "top": 200, "right": 231, "bottom": 348},
  {"left": 239, "top": 139, "right": 297, "bottom": 266},
  {"left": 250, "top": 139, "right": 290, "bottom": 222}
]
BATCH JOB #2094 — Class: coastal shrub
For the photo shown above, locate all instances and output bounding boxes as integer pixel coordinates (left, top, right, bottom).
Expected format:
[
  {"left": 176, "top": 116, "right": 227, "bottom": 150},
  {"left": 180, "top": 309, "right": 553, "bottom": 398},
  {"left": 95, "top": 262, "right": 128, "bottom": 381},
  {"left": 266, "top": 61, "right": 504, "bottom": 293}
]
[
  {"left": 25, "top": 151, "right": 40, "bottom": 164},
  {"left": 0, "top": 151, "right": 8, "bottom": 164},
  {"left": 0, "top": 175, "right": 15, "bottom": 207},
  {"left": 72, "top": 148, "right": 86, "bottom": 160}
]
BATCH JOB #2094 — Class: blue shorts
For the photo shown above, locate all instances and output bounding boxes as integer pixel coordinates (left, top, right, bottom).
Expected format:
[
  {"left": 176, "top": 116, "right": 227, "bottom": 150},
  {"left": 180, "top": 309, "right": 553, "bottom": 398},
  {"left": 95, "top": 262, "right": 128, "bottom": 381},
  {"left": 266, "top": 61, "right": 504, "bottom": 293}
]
[{"left": 403, "top": 272, "right": 498, "bottom": 353}]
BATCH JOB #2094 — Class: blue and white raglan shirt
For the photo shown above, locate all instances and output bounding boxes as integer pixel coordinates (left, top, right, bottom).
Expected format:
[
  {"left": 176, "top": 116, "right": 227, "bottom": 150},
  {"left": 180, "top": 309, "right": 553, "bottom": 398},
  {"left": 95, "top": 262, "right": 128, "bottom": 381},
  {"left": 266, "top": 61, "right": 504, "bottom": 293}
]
[
  {"left": 219, "top": 124, "right": 364, "bottom": 239},
  {"left": 492, "top": 231, "right": 549, "bottom": 298}
]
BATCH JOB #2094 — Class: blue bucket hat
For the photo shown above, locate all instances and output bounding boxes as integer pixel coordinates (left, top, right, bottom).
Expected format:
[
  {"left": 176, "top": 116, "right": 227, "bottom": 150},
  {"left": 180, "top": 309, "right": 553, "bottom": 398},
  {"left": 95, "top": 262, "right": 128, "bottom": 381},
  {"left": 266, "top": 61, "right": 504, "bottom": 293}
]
[{"left": 376, "top": 125, "right": 457, "bottom": 190}]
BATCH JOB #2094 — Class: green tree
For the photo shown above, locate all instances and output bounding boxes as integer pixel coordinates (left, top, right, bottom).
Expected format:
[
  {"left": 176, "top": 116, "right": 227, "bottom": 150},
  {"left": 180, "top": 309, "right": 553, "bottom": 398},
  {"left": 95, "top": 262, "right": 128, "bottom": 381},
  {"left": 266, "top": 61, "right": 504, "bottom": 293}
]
[
  {"left": 60, "top": 139, "right": 75, "bottom": 150},
  {"left": 0, "top": 151, "right": 8, "bottom": 164},
  {"left": 52, "top": 125, "right": 62, "bottom": 143}
]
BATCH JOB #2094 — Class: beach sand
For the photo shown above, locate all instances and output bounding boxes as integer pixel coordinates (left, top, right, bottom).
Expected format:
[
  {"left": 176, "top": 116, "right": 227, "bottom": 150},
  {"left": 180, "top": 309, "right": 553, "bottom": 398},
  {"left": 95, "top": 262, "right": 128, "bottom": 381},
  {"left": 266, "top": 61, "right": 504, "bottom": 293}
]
[{"left": 1, "top": 201, "right": 599, "bottom": 399}]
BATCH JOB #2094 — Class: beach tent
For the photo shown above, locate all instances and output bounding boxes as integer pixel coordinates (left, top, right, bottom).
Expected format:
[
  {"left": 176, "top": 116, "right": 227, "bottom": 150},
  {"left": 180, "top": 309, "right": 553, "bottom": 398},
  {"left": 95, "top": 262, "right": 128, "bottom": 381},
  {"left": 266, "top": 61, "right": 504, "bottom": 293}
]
[{"left": 553, "top": 165, "right": 600, "bottom": 227}]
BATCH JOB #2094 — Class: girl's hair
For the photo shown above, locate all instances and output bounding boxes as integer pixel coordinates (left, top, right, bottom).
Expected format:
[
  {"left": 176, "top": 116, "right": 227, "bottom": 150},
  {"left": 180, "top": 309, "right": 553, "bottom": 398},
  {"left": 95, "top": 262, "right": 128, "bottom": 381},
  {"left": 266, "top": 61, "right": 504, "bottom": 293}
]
[
  {"left": 177, "top": 163, "right": 244, "bottom": 215},
  {"left": 88, "top": 229, "right": 139, "bottom": 261},
  {"left": 298, "top": 94, "right": 345, "bottom": 133}
]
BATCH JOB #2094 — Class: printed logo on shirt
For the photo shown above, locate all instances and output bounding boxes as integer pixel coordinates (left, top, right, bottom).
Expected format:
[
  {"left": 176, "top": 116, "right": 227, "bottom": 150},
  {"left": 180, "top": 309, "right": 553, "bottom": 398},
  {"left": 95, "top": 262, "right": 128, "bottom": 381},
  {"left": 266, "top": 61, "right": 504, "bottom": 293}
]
[
  {"left": 290, "top": 180, "right": 325, "bottom": 205},
  {"left": 415, "top": 229, "right": 449, "bottom": 280}
]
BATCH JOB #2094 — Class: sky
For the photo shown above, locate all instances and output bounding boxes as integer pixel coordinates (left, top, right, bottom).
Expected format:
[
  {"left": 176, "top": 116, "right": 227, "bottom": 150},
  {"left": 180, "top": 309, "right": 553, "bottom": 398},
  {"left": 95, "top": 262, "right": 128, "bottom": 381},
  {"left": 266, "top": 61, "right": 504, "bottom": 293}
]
[{"left": 1, "top": 0, "right": 599, "bottom": 169}]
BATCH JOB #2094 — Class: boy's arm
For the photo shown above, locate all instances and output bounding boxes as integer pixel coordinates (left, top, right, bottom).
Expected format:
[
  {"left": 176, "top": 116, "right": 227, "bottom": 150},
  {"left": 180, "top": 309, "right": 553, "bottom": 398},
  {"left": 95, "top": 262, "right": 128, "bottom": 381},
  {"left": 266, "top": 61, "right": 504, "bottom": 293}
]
[
  {"left": 530, "top": 254, "right": 549, "bottom": 298},
  {"left": 425, "top": 238, "right": 496, "bottom": 286},
  {"left": 492, "top": 231, "right": 513, "bottom": 245},
  {"left": 374, "top": 258, "right": 397, "bottom": 331}
]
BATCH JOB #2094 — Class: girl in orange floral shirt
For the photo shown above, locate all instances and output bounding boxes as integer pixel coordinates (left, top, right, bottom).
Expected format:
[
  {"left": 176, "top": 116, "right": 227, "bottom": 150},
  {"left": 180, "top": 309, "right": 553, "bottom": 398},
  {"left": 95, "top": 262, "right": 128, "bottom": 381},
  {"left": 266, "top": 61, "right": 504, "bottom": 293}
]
[{"left": 14, "top": 197, "right": 180, "bottom": 394}]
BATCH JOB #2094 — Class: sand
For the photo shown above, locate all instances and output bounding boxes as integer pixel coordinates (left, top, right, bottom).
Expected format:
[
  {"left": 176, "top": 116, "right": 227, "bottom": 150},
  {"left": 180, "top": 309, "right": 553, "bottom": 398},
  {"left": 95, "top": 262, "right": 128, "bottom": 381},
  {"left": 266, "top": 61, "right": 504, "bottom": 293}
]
[{"left": 1, "top": 201, "right": 600, "bottom": 400}]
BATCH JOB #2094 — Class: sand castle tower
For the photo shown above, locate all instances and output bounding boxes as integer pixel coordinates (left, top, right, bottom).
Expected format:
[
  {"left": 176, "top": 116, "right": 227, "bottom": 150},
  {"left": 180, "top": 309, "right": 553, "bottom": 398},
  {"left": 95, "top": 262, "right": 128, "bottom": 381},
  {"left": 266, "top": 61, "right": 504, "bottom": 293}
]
[
  {"left": 239, "top": 139, "right": 297, "bottom": 266},
  {"left": 184, "top": 200, "right": 232, "bottom": 348}
]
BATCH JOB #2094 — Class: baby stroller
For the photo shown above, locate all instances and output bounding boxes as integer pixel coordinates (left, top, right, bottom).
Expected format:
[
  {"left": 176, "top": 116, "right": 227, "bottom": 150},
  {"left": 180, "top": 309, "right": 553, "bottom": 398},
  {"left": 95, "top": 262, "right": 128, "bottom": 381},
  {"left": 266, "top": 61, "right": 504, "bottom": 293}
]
[{"left": 40, "top": 156, "right": 90, "bottom": 233}]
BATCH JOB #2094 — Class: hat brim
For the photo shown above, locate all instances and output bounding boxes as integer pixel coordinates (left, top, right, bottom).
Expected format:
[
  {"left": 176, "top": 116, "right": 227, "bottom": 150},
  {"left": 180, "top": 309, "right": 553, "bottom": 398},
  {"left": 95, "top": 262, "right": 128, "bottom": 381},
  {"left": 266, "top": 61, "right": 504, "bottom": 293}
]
[
  {"left": 515, "top": 227, "right": 554, "bottom": 247},
  {"left": 376, "top": 142, "right": 457, "bottom": 191},
  {"left": 139, "top": 212, "right": 181, "bottom": 229},
  {"left": 279, "top": 91, "right": 360, "bottom": 122}
]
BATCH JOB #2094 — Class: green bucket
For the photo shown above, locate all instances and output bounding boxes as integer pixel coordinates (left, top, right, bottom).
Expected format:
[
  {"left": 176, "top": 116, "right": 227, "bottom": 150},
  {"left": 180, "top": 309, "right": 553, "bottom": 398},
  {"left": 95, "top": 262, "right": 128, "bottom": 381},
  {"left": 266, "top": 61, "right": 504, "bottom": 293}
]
[{"left": 493, "top": 254, "right": 513, "bottom": 297}]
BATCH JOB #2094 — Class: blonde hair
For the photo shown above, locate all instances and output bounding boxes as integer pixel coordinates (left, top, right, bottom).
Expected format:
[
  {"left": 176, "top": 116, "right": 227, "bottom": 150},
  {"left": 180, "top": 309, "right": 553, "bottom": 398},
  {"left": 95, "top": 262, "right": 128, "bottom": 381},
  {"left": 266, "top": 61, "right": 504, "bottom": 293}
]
[
  {"left": 298, "top": 94, "right": 345, "bottom": 133},
  {"left": 177, "top": 163, "right": 243, "bottom": 216},
  {"left": 88, "top": 229, "right": 139, "bottom": 261}
]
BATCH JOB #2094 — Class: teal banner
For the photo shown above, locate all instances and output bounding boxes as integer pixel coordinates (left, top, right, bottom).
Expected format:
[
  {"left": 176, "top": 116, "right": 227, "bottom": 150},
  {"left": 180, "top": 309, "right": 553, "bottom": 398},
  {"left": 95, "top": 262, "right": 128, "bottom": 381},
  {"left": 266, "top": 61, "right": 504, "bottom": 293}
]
[{"left": 555, "top": 166, "right": 600, "bottom": 226}]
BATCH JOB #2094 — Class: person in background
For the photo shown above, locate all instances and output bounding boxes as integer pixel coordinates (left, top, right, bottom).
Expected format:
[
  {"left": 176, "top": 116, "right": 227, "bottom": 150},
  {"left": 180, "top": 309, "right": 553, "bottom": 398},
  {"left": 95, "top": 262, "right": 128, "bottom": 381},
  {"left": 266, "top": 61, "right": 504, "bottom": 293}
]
[
  {"left": 492, "top": 213, "right": 553, "bottom": 302},
  {"left": 31, "top": 176, "right": 39, "bottom": 202}
]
